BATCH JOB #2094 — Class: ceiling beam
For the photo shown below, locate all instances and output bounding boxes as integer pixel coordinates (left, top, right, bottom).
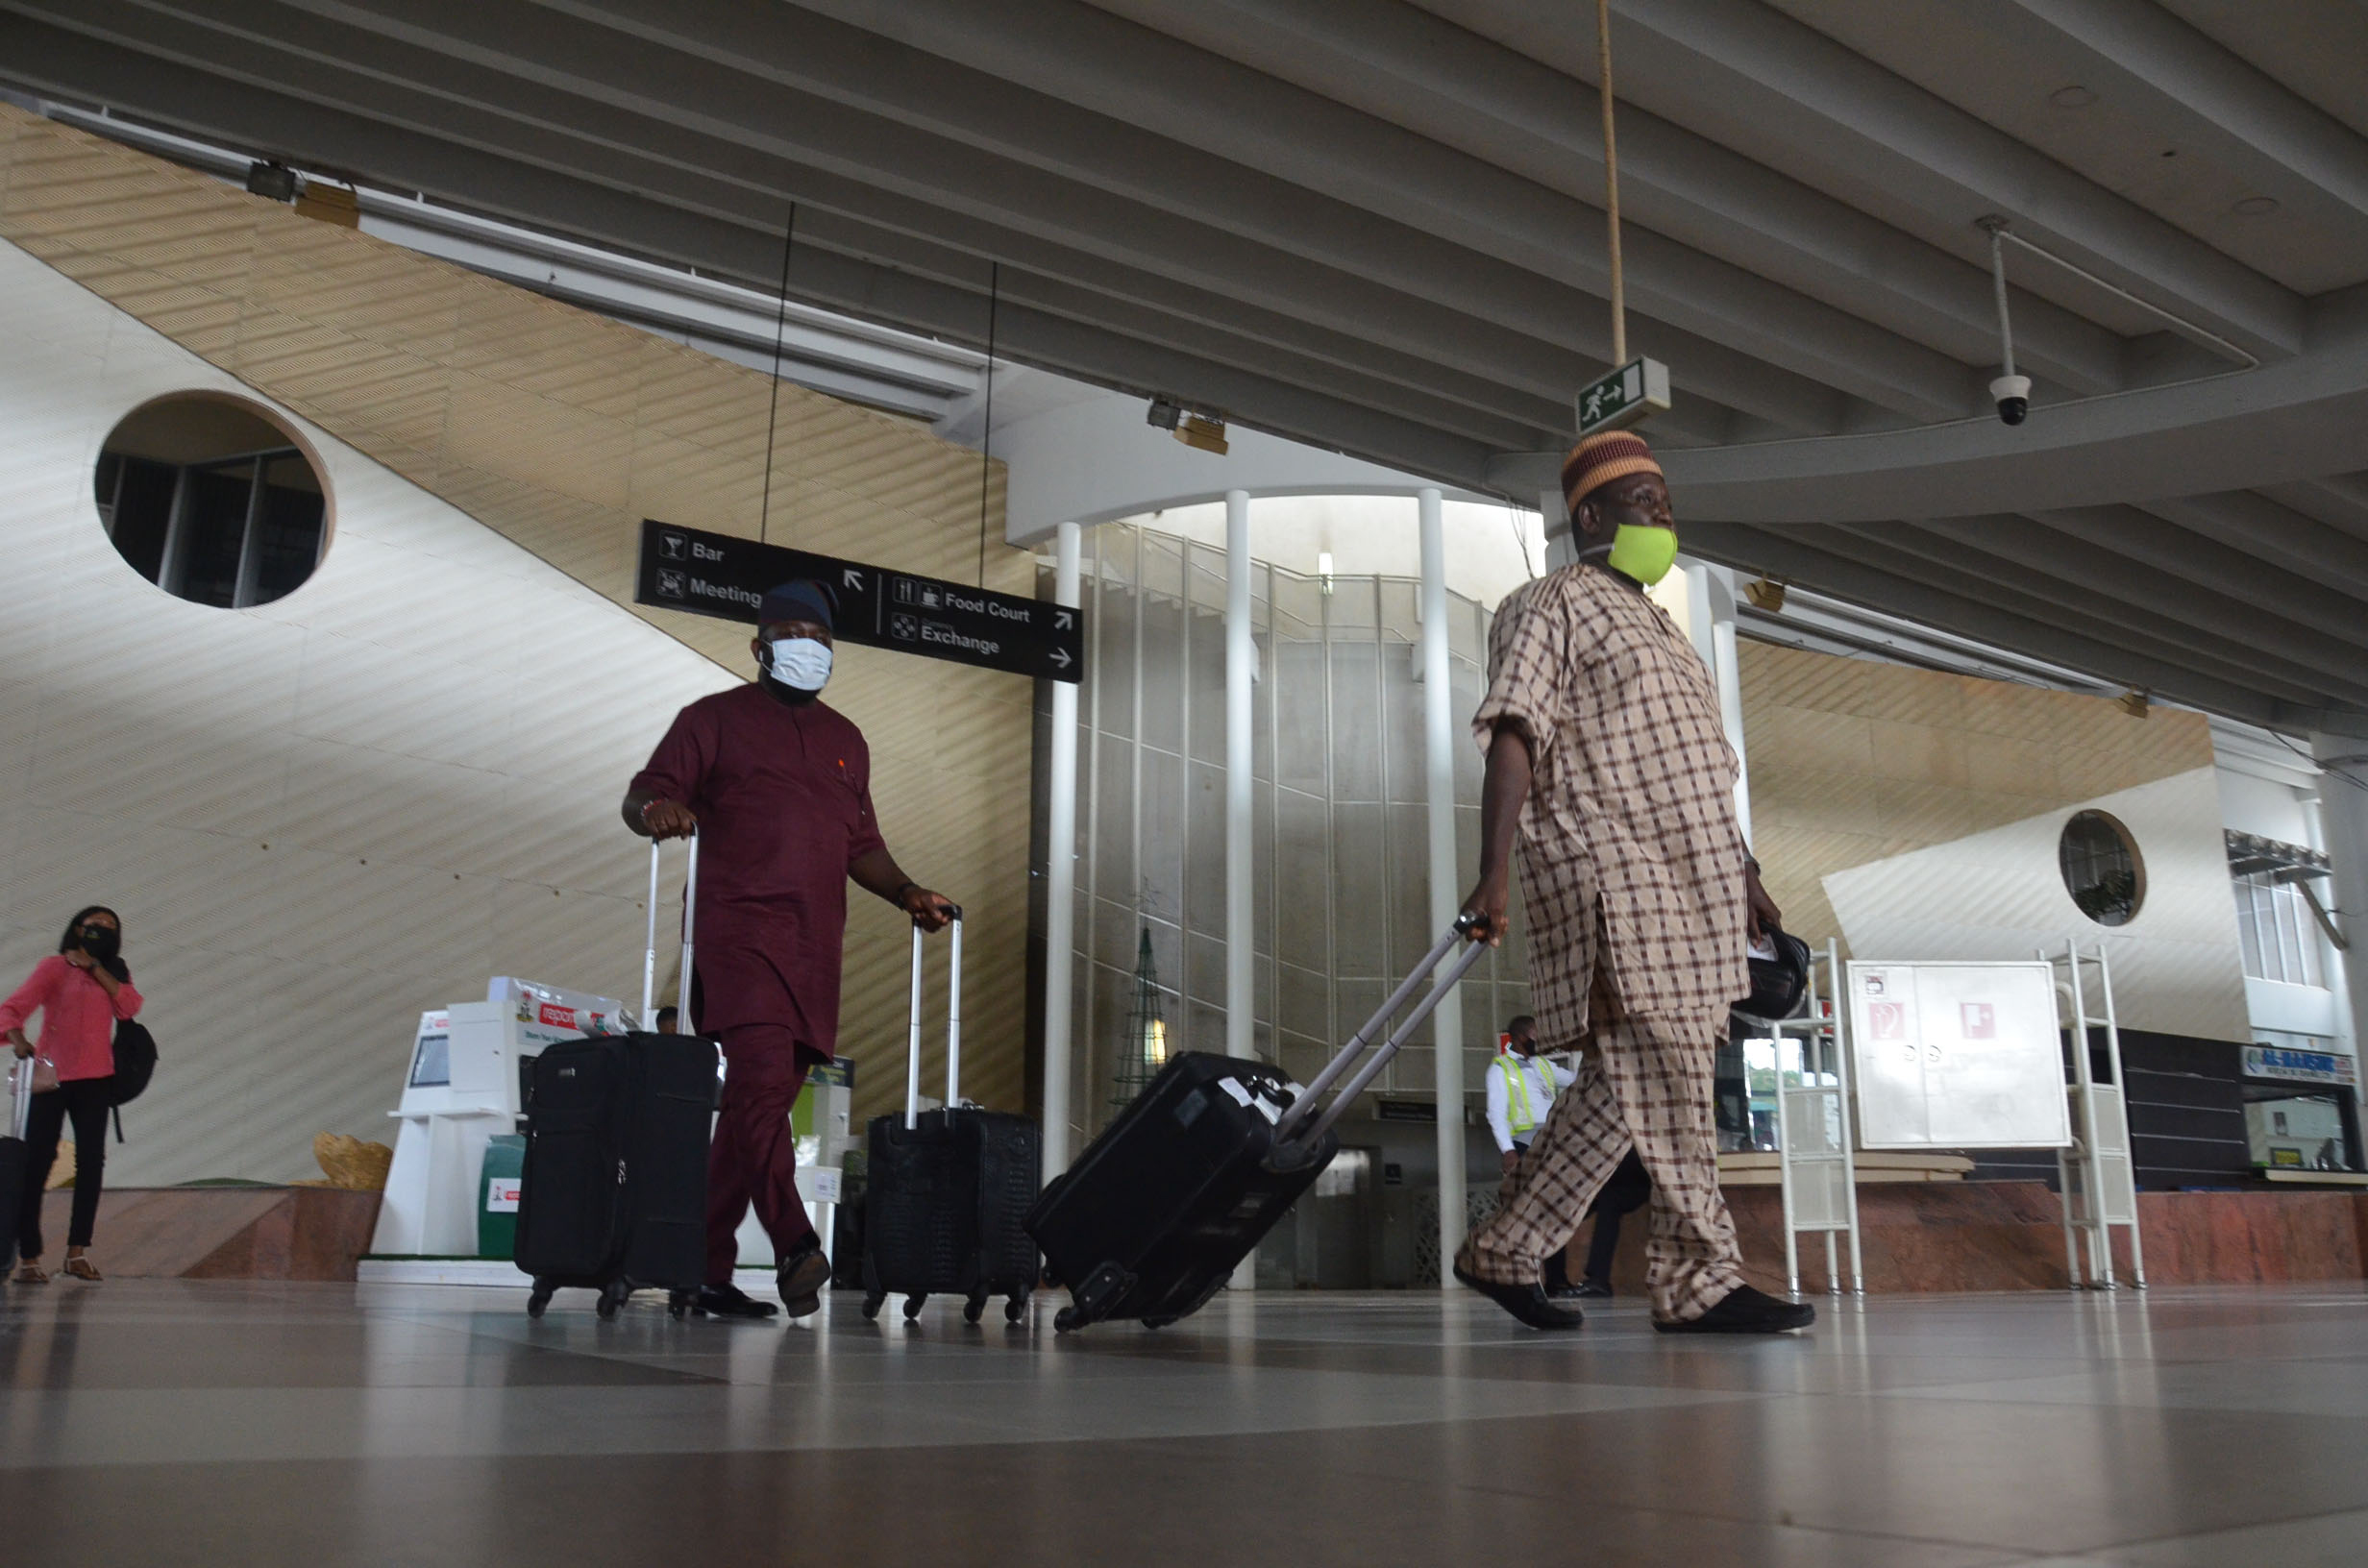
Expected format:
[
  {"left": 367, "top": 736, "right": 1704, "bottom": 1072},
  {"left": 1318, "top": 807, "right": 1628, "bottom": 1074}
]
[
  {"left": 148, "top": 0, "right": 1836, "bottom": 437},
  {"left": 1994, "top": 0, "right": 2368, "bottom": 230},
  {"left": 763, "top": 0, "right": 1986, "bottom": 422},
  {"left": 2136, "top": 490, "right": 2368, "bottom": 603},
  {"left": 2011, "top": 504, "right": 2368, "bottom": 651},
  {"left": 1090, "top": 0, "right": 2128, "bottom": 395},
  {"left": 0, "top": 4, "right": 1666, "bottom": 453},
  {"left": 1827, "top": 517, "right": 2368, "bottom": 705},
  {"left": 1682, "top": 519, "right": 2348, "bottom": 729},
  {"left": 1460, "top": 0, "right": 2304, "bottom": 356},
  {"left": 0, "top": 17, "right": 1504, "bottom": 487}
]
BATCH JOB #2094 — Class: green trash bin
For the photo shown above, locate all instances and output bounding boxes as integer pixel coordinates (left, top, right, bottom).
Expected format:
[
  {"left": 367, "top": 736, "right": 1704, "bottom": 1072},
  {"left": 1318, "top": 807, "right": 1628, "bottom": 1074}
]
[{"left": 479, "top": 1134, "right": 526, "bottom": 1260}]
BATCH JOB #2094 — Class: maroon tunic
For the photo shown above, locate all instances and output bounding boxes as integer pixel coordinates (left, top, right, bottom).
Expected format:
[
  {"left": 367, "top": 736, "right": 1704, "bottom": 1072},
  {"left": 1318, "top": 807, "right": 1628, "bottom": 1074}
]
[{"left": 629, "top": 684, "right": 885, "bottom": 1054}]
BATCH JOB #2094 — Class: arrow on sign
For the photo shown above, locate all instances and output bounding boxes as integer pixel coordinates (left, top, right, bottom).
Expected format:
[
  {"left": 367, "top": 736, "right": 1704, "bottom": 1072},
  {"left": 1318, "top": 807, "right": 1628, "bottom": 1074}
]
[
  {"left": 841, "top": 569, "right": 864, "bottom": 591},
  {"left": 1054, "top": 608, "right": 1074, "bottom": 630},
  {"left": 1049, "top": 647, "right": 1073, "bottom": 670}
]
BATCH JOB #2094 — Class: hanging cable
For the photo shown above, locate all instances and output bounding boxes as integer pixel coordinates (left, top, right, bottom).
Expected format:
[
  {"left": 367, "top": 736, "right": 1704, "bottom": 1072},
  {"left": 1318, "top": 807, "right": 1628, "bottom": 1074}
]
[
  {"left": 977, "top": 260, "right": 999, "bottom": 588},
  {"left": 1596, "top": 0, "right": 1625, "bottom": 369},
  {"left": 759, "top": 203, "right": 798, "bottom": 546}
]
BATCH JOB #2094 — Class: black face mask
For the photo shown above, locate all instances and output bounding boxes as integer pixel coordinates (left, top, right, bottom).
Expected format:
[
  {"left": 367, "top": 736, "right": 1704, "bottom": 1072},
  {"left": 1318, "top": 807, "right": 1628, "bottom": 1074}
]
[{"left": 78, "top": 925, "right": 120, "bottom": 963}]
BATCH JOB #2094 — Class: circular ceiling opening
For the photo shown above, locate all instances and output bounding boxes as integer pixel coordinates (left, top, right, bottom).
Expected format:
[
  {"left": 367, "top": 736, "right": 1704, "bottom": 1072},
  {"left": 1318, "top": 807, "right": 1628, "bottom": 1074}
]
[
  {"left": 93, "top": 396, "right": 328, "bottom": 608},
  {"left": 2059, "top": 809, "right": 2145, "bottom": 927}
]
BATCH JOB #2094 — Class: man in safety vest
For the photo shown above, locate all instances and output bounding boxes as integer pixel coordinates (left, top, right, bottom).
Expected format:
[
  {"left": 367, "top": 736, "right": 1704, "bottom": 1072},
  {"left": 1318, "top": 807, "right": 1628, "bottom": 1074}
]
[
  {"left": 1488, "top": 1016, "right": 1578, "bottom": 1295},
  {"left": 1487, "top": 1015, "right": 1572, "bottom": 1177}
]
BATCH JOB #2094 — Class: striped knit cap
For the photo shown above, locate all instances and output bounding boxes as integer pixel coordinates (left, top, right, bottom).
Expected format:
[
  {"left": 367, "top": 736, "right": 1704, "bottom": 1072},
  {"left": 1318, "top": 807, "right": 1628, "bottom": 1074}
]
[{"left": 1561, "top": 429, "right": 1664, "bottom": 513}]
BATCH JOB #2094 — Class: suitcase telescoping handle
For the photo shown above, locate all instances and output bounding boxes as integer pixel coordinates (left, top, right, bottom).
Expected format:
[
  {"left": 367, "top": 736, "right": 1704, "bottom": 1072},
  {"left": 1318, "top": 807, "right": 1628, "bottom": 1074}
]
[
  {"left": 640, "top": 830, "right": 700, "bottom": 1028},
  {"left": 905, "top": 906, "right": 965, "bottom": 1129},
  {"left": 1273, "top": 913, "right": 1489, "bottom": 1151}
]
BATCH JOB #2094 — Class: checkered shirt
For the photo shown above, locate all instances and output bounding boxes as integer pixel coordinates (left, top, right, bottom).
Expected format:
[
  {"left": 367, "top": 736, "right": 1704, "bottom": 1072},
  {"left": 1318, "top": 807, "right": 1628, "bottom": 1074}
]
[{"left": 1477, "top": 564, "right": 1749, "bottom": 1035}]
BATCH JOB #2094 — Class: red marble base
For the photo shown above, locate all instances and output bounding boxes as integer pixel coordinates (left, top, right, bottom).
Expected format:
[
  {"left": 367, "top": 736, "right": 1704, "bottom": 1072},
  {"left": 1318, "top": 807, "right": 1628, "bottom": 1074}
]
[
  {"left": 1580, "top": 1182, "right": 2368, "bottom": 1296},
  {"left": 37, "top": 1187, "right": 383, "bottom": 1282}
]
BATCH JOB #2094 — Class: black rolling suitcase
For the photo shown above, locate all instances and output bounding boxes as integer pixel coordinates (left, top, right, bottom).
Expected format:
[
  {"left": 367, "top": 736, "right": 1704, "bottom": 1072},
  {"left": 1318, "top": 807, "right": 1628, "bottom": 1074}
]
[
  {"left": 0, "top": 1060, "right": 27, "bottom": 1269},
  {"left": 860, "top": 913, "right": 1041, "bottom": 1325},
  {"left": 516, "top": 835, "right": 715, "bottom": 1319},
  {"left": 1030, "top": 915, "right": 1484, "bottom": 1333}
]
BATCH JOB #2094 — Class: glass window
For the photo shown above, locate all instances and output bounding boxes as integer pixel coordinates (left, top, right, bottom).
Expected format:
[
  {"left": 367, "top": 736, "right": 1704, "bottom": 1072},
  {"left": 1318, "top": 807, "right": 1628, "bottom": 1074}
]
[
  {"left": 2059, "top": 810, "right": 2144, "bottom": 926},
  {"left": 2244, "top": 1084, "right": 2357, "bottom": 1172},
  {"left": 2232, "top": 870, "right": 2326, "bottom": 988},
  {"left": 93, "top": 396, "right": 328, "bottom": 607}
]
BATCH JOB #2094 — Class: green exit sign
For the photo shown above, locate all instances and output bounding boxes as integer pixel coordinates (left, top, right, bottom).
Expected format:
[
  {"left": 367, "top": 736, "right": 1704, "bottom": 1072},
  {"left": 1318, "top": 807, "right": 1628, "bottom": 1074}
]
[{"left": 1575, "top": 357, "right": 1671, "bottom": 436}]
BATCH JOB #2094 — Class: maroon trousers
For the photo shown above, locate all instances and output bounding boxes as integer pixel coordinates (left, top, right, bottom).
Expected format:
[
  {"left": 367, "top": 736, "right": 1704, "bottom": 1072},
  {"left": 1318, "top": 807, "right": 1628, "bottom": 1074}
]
[{"left": 704, "top": 1021, "right": 817, "bottom": 1284}]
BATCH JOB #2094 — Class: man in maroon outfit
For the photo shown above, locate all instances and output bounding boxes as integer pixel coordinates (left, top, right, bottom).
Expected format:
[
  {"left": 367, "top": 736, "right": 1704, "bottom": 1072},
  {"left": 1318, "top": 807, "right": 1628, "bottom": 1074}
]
[{"left": 626, "top": 579, "right": 954, "bottom": 1321}]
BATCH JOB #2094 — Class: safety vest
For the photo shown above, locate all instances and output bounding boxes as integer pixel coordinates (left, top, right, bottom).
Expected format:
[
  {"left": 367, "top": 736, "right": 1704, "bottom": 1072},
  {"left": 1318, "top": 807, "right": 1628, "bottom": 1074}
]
[{"left": 1494, "top": 1053, "right": 1554, "bottom": 1139}]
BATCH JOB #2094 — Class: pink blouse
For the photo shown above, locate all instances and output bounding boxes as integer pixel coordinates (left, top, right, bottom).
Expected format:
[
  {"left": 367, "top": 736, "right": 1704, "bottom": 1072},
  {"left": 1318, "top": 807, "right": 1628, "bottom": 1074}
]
[{"left": 0, "top": 955, "right": 143, "bottom": 1082}]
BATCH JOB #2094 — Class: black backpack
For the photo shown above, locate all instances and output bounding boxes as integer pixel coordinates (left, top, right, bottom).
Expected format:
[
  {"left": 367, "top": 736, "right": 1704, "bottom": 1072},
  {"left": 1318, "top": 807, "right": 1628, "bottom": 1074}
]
[{"left": 109, "top": 1020, "right": 158, "bottom": 1141}]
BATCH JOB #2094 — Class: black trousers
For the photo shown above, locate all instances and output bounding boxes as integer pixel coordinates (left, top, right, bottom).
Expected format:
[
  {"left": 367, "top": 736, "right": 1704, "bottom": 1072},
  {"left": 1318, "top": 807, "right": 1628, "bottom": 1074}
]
[
  {"left": 1580, "top": 1149, "right": 1653, "bottom": 1286},
  {"left": 18, "top": 1075, "right": 111, "bottom": 1257}
]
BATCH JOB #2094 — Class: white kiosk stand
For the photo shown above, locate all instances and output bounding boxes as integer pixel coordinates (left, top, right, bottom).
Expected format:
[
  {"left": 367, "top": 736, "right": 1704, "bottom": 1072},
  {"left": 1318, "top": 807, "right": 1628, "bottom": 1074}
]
[
  {"left": 2044, "top": 938, "right": 2145, "bottom": 1290},
  {"left": 1763, "top": 939, "right": 1865, "bottom": 1298},
  {"left": 369, "top": 978, "right": 632, "bottom": 1257}
]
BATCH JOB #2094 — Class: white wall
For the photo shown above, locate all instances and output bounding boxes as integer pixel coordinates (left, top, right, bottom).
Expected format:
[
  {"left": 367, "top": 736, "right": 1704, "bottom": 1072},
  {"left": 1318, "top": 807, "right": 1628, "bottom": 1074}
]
[
  {"left": 0, "top": 239, "right": 734, "bottom": 1184},
  {"left": 1823, "top": 767, "right": 2252, "bottom": 1042}
]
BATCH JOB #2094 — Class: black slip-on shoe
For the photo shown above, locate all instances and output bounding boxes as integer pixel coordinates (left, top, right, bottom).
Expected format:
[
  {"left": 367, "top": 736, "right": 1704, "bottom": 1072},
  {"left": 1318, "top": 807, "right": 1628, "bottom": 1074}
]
[
  {"left": 1453, "top": 1261, "right": 1585, "bottom": 1331},
  {"left": 689, "top": 1283, "right": 778, "bottom": 1320},
  {"left": 1571, "top": 1280, "right": 1615, "bottom": 1300},
  {"left": 777, "top": 1244, "right": 831, "bottom": 1318},
  {"left": 1654, "top": 1285, "right": 1815, "bottom": 1335}
]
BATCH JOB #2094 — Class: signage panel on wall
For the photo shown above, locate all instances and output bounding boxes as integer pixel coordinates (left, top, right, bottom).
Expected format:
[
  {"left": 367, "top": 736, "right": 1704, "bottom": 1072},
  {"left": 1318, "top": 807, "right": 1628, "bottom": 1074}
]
[
  {"left": 2242, "top": 1044, "right": 2358, "bottom": 1087},
  {"left": 1848, "top": 961, "right": 2073, "bottom": 1150},
  {"left": 633, "top": 519, "right": 1081, "bottom": 683}
]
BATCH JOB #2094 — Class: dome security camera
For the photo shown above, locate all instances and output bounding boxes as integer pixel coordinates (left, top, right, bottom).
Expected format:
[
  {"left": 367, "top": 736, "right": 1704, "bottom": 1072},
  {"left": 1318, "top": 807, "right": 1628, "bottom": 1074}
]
[{"left": 1990, "top": 374, "right": 2032, "bottom": 427}]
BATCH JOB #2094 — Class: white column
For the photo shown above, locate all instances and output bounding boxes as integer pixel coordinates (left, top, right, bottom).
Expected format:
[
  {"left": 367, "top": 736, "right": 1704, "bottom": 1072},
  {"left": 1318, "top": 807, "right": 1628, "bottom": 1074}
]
[
  {"left": 1042, "top": 521, "right": 1082, "bottom": 1175},
  {"left": 1225, "top": 489, "right": 1255, "bottom": 1063},
  {"left": 1540, "top": 484, "right": 1575, "bottom": 573},
  {"left": 2312, "top": 734, "right": 2368, "bottom": 1065},
  {"left": 1226, "top": 490, "right": 1256, "bottom": 1290},
  {"left": 1419, "top": 487, "right": 1468, "bottom": 1286},
  {"left": 1706, "top": 570, "right": 1753, "bottom": 848}
]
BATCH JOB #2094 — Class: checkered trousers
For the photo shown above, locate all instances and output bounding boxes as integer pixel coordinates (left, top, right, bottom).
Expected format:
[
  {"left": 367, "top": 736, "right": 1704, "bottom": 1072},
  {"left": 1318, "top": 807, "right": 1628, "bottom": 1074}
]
[{"left": 1462, "top": 986, "right": 1743, "bottom": 1323}]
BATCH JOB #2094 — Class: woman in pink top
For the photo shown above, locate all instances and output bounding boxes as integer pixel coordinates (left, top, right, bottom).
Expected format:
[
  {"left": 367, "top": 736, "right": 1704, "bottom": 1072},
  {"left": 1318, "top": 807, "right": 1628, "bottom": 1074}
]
[{"left": 4, "top": 906, "right": 142, "bottom": 1283}]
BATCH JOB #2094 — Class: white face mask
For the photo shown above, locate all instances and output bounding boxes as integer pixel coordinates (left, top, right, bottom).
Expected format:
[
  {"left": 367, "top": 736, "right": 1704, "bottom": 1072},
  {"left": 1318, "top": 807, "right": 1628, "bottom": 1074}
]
[{"left": 765, "top": 636, "right": 832, "bottom": 693}]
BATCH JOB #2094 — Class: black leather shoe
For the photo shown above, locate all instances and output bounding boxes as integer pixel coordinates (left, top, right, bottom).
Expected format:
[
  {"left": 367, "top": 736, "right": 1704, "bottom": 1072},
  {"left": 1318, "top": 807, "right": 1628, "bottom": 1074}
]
[
  {"left": 1453, "top": 1261, "right": 1584, "bottom": 1330},
  {"left": 1572, "top": 1280, "right": 1614, "bottom": 1300},
  {"left": 689, "top": 1283, "right": 778, "bottom": 1320},
  {"left": 1654, "top": 1285, "right": 1815, "bottom": 1335},
  {"left": 777, "top": 1242, "right": 830, "bottom": 1319}
]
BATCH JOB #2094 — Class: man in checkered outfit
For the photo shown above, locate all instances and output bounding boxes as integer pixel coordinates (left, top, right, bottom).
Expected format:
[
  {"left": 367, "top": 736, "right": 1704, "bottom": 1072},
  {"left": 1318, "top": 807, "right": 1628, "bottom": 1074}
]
[{"left": 1452, "top": 429, "right": 1813, "bottom": 1335}]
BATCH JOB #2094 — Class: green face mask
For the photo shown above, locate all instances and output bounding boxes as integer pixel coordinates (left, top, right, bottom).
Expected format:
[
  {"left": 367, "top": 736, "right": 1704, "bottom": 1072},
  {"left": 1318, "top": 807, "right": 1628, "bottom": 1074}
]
[{"left": 1602, "top": 524, "right": 1679, "bottom": 586}]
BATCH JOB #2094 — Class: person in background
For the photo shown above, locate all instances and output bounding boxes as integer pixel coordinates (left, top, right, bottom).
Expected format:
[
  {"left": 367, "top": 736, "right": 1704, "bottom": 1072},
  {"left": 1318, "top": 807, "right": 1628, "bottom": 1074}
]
[
  {"left": 3, "top": 907, "right": 142, "bottom": 1284},
  {"left": 626, "top": 579, "right": 955, "bottom": 1322},
  {"left": 654, "top": 1006, "right": 679, "bottom": 1035},
  {"left": 1487, "top": 1015, "right": 1577, "bottom": 1295}
]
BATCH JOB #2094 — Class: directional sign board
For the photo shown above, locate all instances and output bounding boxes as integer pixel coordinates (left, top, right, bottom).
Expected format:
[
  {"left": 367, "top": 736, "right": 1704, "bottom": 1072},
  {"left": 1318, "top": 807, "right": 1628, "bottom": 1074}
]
[
  {"left": 1575, "top": 356, "right": 1672, "bottom": 437},
  {"left": 633, "top": 520, "right": 1080, "bottom": 683}
]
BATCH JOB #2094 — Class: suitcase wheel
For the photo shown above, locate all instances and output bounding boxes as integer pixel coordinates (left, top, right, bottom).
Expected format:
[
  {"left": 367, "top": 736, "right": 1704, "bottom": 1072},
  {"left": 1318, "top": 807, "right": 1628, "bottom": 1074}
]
[
  {"left": 596, "top": 1280, "right": 631, "bottom": 1320},
  {"left": 1143, "top": 1315, "right": 1177, "bottom": 1331},
  {"left": 668, "top": 1289, "right": 693, "bottom": 1320},
  {"left": 861, "top": 1291, "right": 885, "bottom": 1321},
  {"left": 526, "top": 1283, "right": 553, "bottom": 1319},
  {"left": 1004, "top": 1294, "right": 1028, "bottom": 1325},
  {"left": 963, "top": 1293, "right": 987, "bottom": 1325},
  {"left": 1053, "top": 1306, "right": 1079, "bottom": 1334},
  {"left": 902, "top": 1294, "right": 925, "bottom": 1321}
]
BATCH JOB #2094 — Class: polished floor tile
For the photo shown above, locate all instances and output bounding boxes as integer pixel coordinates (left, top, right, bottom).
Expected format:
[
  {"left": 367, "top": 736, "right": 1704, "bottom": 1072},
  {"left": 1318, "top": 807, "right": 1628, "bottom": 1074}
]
[{"left": 5, "top": 1280, "right": 2368, "bottom": 1566}]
